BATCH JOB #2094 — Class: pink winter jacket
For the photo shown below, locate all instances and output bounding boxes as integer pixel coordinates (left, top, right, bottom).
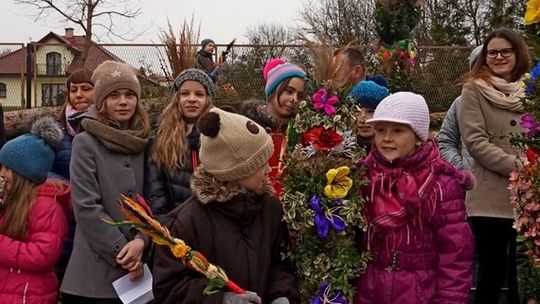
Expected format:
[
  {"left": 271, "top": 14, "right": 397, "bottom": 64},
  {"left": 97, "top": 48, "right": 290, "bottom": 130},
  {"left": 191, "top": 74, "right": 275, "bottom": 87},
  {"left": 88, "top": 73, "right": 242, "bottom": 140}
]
[
  {"left": 0, "top": 181, "right": 69, "bottom": 304},
  {"left": 356, "top": 140, "right": 475, "bottom": 304}
]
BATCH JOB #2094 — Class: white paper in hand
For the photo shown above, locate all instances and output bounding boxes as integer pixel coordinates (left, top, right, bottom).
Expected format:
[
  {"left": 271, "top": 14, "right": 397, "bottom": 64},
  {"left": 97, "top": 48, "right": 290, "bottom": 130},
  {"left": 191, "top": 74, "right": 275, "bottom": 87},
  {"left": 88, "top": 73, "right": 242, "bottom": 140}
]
[{"left": 112, "top": 263, "right": 154, "bottom": 304}]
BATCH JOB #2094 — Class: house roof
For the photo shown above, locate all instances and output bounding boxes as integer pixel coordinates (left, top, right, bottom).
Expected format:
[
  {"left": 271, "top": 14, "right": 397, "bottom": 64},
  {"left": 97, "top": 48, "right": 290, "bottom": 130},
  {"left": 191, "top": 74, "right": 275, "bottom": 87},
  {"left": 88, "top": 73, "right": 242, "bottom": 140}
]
[{"left": 0, "top": 31, "right": 124, "bottom": 75}]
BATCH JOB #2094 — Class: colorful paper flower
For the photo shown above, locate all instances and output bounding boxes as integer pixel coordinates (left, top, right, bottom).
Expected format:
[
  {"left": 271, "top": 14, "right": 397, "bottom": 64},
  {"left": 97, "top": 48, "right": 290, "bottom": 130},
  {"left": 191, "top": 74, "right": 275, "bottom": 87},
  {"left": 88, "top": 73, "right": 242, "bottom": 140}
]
[
  {"left": 324, "top": 166, "right": 353, "bottom": 199},
  {"left": 527, "top": 148, "right": 539, "bottom": 165},
  {"left": 302, "top": 127, "right": 343, "bottom": 151},
  {"left": 309, "top": 196, "right": 346, "bottom": 238},
  {"left": 312, "top": 88, "right": 338, "bottom": 116},
  {"left": 311, "top": 281, "right": 347, "bottom": 304},
  {"left": 525, "top": 0, "right": 540, "bottom": 25},
  {"left": 521, "top": 113, "right": 540, "bottom": 138}
]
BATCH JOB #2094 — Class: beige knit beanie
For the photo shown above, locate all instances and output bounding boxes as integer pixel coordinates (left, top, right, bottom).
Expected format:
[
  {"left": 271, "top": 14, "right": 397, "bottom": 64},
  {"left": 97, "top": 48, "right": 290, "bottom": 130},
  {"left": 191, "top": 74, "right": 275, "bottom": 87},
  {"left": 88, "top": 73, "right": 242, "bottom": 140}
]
[
  {"left": 92, "top": 60, "right": 141, "bottom": 110},
  {"left": 198, "top": 108, "right": 274, "bottom": 182}
]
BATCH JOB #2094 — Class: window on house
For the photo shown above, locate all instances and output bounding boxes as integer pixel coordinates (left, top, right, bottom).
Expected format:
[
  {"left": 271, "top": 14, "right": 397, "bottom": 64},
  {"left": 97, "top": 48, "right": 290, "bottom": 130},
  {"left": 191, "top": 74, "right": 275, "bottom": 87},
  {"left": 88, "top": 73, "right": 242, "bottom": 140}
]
[
  {"left": 42, "top": 84, "right": 65, "bottom": 106},
  {"left": 0, "top": 83, "right": 6, "bottom": 98},
  {"left": 46, "top": 52, "right": 62, "bottom": 75}
]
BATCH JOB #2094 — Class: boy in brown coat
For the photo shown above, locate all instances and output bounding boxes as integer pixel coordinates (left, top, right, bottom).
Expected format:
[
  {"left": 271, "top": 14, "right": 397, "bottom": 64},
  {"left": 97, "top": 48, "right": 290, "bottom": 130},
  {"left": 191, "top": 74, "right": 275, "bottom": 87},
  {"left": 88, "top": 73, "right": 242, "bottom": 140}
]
[{"left": 152, "top": 108, "right": 299, "bottom": 304}]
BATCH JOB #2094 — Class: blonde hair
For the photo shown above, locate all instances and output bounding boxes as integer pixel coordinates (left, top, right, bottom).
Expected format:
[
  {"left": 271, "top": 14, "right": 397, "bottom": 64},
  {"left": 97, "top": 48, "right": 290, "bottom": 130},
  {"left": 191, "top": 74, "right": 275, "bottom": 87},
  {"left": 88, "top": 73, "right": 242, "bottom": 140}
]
[
  {"left": 0, "top": 171, "right": 38, "bottom": 240},
  {"left": 152, "top": 92, "right": 212, "bottom": 172}
]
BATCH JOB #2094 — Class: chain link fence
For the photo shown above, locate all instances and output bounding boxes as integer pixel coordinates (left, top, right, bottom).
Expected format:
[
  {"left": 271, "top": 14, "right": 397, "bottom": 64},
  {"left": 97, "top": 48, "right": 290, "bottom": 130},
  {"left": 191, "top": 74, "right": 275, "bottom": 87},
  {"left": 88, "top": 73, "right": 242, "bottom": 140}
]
[{"left": 0, "top": 42, "right": 473, "bottom": 112}]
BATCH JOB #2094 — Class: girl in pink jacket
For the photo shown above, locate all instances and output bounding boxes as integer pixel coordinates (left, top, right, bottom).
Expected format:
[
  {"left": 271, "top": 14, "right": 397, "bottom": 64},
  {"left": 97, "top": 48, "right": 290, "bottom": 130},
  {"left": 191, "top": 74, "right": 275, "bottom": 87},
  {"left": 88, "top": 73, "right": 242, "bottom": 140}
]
[
  {"left": 356, "top": 92, "right": 474, "bottom": 304},
  {"left": 0, "top": 116, "right": 68, "bottom": 304}
]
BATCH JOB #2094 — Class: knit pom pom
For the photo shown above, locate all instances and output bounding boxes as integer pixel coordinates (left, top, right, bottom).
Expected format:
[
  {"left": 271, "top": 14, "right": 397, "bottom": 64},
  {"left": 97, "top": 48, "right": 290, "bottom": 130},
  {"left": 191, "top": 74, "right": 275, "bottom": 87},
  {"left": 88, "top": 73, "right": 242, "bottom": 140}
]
[
  {"left": 198, "top": 112, "right": 221, "bottom": 138},
  {"left": 263, "top": 58, "right": 285, "bottom": 80},
  {"left": 30, "top": 115, "right": 63, "bottom": 148}
]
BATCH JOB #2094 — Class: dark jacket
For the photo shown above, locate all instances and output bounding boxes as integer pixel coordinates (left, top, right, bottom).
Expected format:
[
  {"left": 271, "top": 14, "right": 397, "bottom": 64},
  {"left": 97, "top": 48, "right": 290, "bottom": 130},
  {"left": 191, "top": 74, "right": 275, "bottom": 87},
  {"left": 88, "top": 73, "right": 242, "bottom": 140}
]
[
  {"left": 49, "top": 129, "right": 73, "bottom": 180},
  {"left": 144, "top": 129, "right": 200, "bottom": 216},
  {"left": 196, "top": 50, "right": 216, "bottom": 75},
  {"left": 152, "top": 169, "right": 300, "bottom": 304}
]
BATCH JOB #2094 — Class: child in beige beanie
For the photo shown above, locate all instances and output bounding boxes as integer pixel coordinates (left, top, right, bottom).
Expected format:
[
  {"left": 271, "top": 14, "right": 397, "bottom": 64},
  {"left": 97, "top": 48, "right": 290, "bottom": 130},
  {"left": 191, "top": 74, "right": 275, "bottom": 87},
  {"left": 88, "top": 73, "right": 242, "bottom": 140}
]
[{"left": 152, "top": 108, "right": 299, "bottom": 304}]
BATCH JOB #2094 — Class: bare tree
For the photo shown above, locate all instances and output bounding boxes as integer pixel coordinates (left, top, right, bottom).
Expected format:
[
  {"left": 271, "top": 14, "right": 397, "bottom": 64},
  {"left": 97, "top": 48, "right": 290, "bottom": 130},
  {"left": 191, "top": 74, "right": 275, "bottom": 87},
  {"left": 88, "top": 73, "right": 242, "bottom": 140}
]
[
  {"left": 299, "top": 0, "right": 376, "bottom": 45},
  {"left": 14, "top": 0, "right": 143, "bottom": 61}
]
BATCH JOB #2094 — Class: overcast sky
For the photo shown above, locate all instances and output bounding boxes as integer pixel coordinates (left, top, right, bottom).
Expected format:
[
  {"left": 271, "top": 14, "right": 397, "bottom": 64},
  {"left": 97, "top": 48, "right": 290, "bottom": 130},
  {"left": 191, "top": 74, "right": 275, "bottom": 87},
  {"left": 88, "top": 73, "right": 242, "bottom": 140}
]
[{"left": 1, "top": 0, "right": 305, "bottom": 44}]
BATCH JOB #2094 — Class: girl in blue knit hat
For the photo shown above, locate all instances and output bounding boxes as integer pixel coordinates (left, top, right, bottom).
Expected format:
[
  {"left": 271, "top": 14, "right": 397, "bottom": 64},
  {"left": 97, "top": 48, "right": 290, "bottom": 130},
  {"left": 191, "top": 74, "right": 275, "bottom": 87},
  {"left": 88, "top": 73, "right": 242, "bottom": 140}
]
[
  {"left": 349, "top": 80, "right": 389, "bottom": 153},
  {"left": 0, "top": 116, "right": 69, "bottom": 304}
]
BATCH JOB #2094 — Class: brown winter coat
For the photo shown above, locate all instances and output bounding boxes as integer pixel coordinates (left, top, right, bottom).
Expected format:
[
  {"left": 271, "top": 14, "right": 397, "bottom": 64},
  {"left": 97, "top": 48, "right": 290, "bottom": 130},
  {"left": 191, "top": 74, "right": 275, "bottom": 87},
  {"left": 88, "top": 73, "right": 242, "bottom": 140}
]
[
  {"left": 152, "top": 169, "right": 300, "bottom": 304},
  {"left": 458, "top": 81, "right": 523, "bottom": 219}
]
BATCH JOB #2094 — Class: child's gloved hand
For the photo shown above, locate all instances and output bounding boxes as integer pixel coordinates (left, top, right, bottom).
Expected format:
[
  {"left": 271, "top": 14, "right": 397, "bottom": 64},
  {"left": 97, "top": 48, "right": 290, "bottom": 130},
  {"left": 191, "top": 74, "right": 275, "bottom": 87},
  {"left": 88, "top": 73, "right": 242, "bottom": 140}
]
[
  {"left": 271, "top": 297, "right": 289, "bottom": 304},
  {"left": 222, "top": 291, "right": 262, "bottom": 304}
]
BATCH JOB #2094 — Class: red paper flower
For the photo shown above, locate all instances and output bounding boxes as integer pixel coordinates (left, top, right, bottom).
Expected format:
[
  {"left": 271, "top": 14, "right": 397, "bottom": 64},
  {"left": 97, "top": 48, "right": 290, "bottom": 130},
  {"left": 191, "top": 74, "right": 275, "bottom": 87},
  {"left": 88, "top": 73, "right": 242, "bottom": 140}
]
[
  {"left": 527, "top": 147, "right": 539, "bottom": 165},
  {"left": 302, "top": 127, "right": 343, "bottom": 151}
]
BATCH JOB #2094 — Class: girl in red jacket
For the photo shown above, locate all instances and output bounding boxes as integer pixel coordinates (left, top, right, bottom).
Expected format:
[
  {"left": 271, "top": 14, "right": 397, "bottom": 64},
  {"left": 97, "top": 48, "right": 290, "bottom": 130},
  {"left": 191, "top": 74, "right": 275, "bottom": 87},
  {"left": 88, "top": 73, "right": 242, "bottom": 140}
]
[{"left": 0, "top": 116, "right": 68, "bottom": 304}]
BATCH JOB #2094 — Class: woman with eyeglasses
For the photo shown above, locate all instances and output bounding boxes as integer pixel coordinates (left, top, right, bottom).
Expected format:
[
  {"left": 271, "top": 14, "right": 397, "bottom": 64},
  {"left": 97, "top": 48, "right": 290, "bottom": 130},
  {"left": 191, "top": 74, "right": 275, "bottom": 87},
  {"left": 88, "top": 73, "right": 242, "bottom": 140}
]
[{"left": 458, "top": 28, "right": 530, "bottom": 304}]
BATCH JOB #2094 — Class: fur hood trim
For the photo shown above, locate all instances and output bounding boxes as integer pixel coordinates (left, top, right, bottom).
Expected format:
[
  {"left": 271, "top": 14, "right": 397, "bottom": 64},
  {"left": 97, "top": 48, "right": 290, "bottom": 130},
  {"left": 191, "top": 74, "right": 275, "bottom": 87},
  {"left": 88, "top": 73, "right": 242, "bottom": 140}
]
[{"left": 190, "top": 166, "right": 274, "bottom": 204}]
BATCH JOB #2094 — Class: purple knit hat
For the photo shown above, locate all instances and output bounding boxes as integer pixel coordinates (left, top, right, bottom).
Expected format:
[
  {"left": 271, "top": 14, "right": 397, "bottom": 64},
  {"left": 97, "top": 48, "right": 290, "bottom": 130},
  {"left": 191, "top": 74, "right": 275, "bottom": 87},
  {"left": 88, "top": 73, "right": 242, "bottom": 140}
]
[
  {"left": 366, "top": 92, "right": 430, "bottom": 142},
  {"left": 263, "top": 58, "right": 306, "bottom": 98}
]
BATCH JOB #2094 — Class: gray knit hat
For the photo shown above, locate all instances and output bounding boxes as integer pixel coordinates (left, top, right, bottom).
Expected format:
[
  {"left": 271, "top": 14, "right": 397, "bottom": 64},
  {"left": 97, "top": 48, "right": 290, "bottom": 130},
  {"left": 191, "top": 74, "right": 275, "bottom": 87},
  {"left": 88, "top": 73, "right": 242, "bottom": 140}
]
[
  {"left": 171, "top": 68, "right": 215, "bottom": 99},
  {"left": 200, "top": 38, "right": 215, "bottom": 50},
  {"left": 92, "top": 60, "right": 141, "bottom": 110},
  {"left": 197, "top": 108, "right": 273, "bottom": 182}
]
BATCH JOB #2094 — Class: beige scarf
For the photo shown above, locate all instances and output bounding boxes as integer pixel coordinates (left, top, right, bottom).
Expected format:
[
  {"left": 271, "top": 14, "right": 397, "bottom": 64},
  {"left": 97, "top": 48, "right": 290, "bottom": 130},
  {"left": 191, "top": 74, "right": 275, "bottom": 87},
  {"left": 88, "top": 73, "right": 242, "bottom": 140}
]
[
  {"left": 474, "top": 76, "right": 525, "bottom": 113},
  {"left": 81, "top": 115, "right": 148, "bottom": 154}
]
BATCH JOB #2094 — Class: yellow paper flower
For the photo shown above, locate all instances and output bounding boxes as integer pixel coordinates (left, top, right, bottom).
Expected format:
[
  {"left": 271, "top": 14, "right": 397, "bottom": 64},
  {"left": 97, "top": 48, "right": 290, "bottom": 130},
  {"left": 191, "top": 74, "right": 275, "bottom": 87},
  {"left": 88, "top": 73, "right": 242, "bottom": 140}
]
[
  {"left": 525, "top": 0, "right": 540, "bottom": 25},
  {"left": 324, "top": 166, "right": 353, "bottom": 199},
  {"left": 171, "top": 240, "right": 190, "bottom": 258}
]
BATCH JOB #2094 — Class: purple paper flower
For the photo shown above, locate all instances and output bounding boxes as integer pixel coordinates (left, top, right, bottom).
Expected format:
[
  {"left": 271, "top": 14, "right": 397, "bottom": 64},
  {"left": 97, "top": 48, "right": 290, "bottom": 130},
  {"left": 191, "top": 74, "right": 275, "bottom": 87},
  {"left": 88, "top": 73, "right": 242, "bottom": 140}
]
[
  {"left": 521, "top": 113, "right": 540, "bottom": 138},
  {"left": 310, "top": 195, "right": 346, "bottom": 238},
  {"left": 311, "top": 281, "right": 347, "bottom": 304},
  {"left": 312, "top": 88, "right": 338, "bottom": 116}
]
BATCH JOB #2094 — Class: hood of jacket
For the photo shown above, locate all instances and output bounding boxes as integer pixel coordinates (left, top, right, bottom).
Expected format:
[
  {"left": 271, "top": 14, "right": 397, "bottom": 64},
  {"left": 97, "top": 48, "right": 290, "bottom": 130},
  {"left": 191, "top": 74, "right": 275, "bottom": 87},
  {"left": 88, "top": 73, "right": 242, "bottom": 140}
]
[
  {"left": 190, "top": 167, "right": 273, "bottom": 204},
  {"left": 37, "top": 179, "right": 71, "bottom": 218}
]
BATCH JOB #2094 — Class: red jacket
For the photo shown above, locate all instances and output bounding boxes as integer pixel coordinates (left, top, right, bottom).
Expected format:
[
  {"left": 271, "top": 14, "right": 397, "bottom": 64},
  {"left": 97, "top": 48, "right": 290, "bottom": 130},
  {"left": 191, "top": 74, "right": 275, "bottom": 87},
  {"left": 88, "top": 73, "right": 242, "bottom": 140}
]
[
  {"left": 0, "top": 181, "right": 69, "bottom": 304},
  {"left": 269, "top": 129, "right": 285, "bottom": 196}
]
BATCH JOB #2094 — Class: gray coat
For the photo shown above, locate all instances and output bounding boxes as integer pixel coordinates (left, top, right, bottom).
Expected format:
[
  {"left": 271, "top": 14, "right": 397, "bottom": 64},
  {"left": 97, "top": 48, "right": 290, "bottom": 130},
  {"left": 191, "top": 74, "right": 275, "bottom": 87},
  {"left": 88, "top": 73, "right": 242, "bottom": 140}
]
[
  {"left": 60, "top": 131, "right": 148, "bottom": 298},
  {"left": 437, "top": 96, "right": 474, "bottom": 170}
]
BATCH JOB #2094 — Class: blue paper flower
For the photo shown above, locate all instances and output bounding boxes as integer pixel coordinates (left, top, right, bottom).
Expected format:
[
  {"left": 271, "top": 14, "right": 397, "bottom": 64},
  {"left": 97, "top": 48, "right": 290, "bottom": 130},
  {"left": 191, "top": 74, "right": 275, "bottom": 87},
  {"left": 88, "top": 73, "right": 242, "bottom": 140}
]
[
  {"left": 311, "top": 281, "right": 347, "bottom": 304},
  {"left": 310, "top": 195, "right": 346, "bottom": 238},
  {"left": 526, "top": 61, "right": 540, "bottom": 95}
]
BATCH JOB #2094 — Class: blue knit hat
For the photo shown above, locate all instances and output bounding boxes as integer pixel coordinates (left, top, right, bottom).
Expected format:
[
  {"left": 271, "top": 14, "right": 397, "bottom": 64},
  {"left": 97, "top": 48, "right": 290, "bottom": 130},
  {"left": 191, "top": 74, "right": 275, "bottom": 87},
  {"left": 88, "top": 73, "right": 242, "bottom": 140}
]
[
  {"left": 263, "top": 58, "right": 306, "bottom": 99},
  {"left": 0, "top": 116, "right": 63, "bottom": 183},
  {"left": 349, "top": 80, "right": 389, "bottom": 110},
  {"left": 366, "top": 74, "right": 389, "bottom": 88}
]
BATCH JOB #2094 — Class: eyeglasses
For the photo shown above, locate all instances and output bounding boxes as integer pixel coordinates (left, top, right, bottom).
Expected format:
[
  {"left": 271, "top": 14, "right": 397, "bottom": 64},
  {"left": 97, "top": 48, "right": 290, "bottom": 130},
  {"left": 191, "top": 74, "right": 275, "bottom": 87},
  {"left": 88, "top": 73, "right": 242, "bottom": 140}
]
[{"left": 486, "top": 48, "right": 514, "bottom": 59}]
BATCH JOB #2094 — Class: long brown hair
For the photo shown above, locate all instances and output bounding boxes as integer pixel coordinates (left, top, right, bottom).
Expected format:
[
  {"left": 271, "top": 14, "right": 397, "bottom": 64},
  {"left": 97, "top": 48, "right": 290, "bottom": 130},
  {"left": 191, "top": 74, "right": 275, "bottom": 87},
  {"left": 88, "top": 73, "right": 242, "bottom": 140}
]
[
  {"left": 59, "top": 69, "right": 94, "bottom": 126},
  {"left": 0, "top": 171, "right": 38, "bottom": 240},
  {"left": 464, "top": 28, "right": 530, "bottom": 85},
  {"left": 97, "top": 95, "right": 151, "bottom": 138},
  {"left": 151, "top": 91, "right": 212, "bottom": 172}
]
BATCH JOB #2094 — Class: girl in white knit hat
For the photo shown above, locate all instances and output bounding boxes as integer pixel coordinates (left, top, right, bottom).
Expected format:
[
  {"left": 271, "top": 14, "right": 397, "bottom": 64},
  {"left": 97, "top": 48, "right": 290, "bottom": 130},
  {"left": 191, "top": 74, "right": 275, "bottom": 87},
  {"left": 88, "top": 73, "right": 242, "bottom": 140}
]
[{"left": 356, "top": 92, "right": 475, "bottom": 304}]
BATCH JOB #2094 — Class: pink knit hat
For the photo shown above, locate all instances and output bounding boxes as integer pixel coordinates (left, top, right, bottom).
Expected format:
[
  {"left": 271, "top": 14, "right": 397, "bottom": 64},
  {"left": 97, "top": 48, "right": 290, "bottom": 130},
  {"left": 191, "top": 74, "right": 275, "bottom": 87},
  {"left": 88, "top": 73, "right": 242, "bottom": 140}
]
[
  {"left": 263, "top": 58, "right": 305, "bottom": 98},
  {"left": 366, "top": 92, "right": 430, "bottom": 142}
]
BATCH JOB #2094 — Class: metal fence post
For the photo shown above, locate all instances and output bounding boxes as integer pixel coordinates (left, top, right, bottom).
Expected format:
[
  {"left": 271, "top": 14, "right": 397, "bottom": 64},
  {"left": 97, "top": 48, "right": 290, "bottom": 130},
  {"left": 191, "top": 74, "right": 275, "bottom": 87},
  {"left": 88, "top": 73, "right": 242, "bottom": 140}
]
[{"left": 25, "top": 43, "right": 32, "bottom": 109}]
